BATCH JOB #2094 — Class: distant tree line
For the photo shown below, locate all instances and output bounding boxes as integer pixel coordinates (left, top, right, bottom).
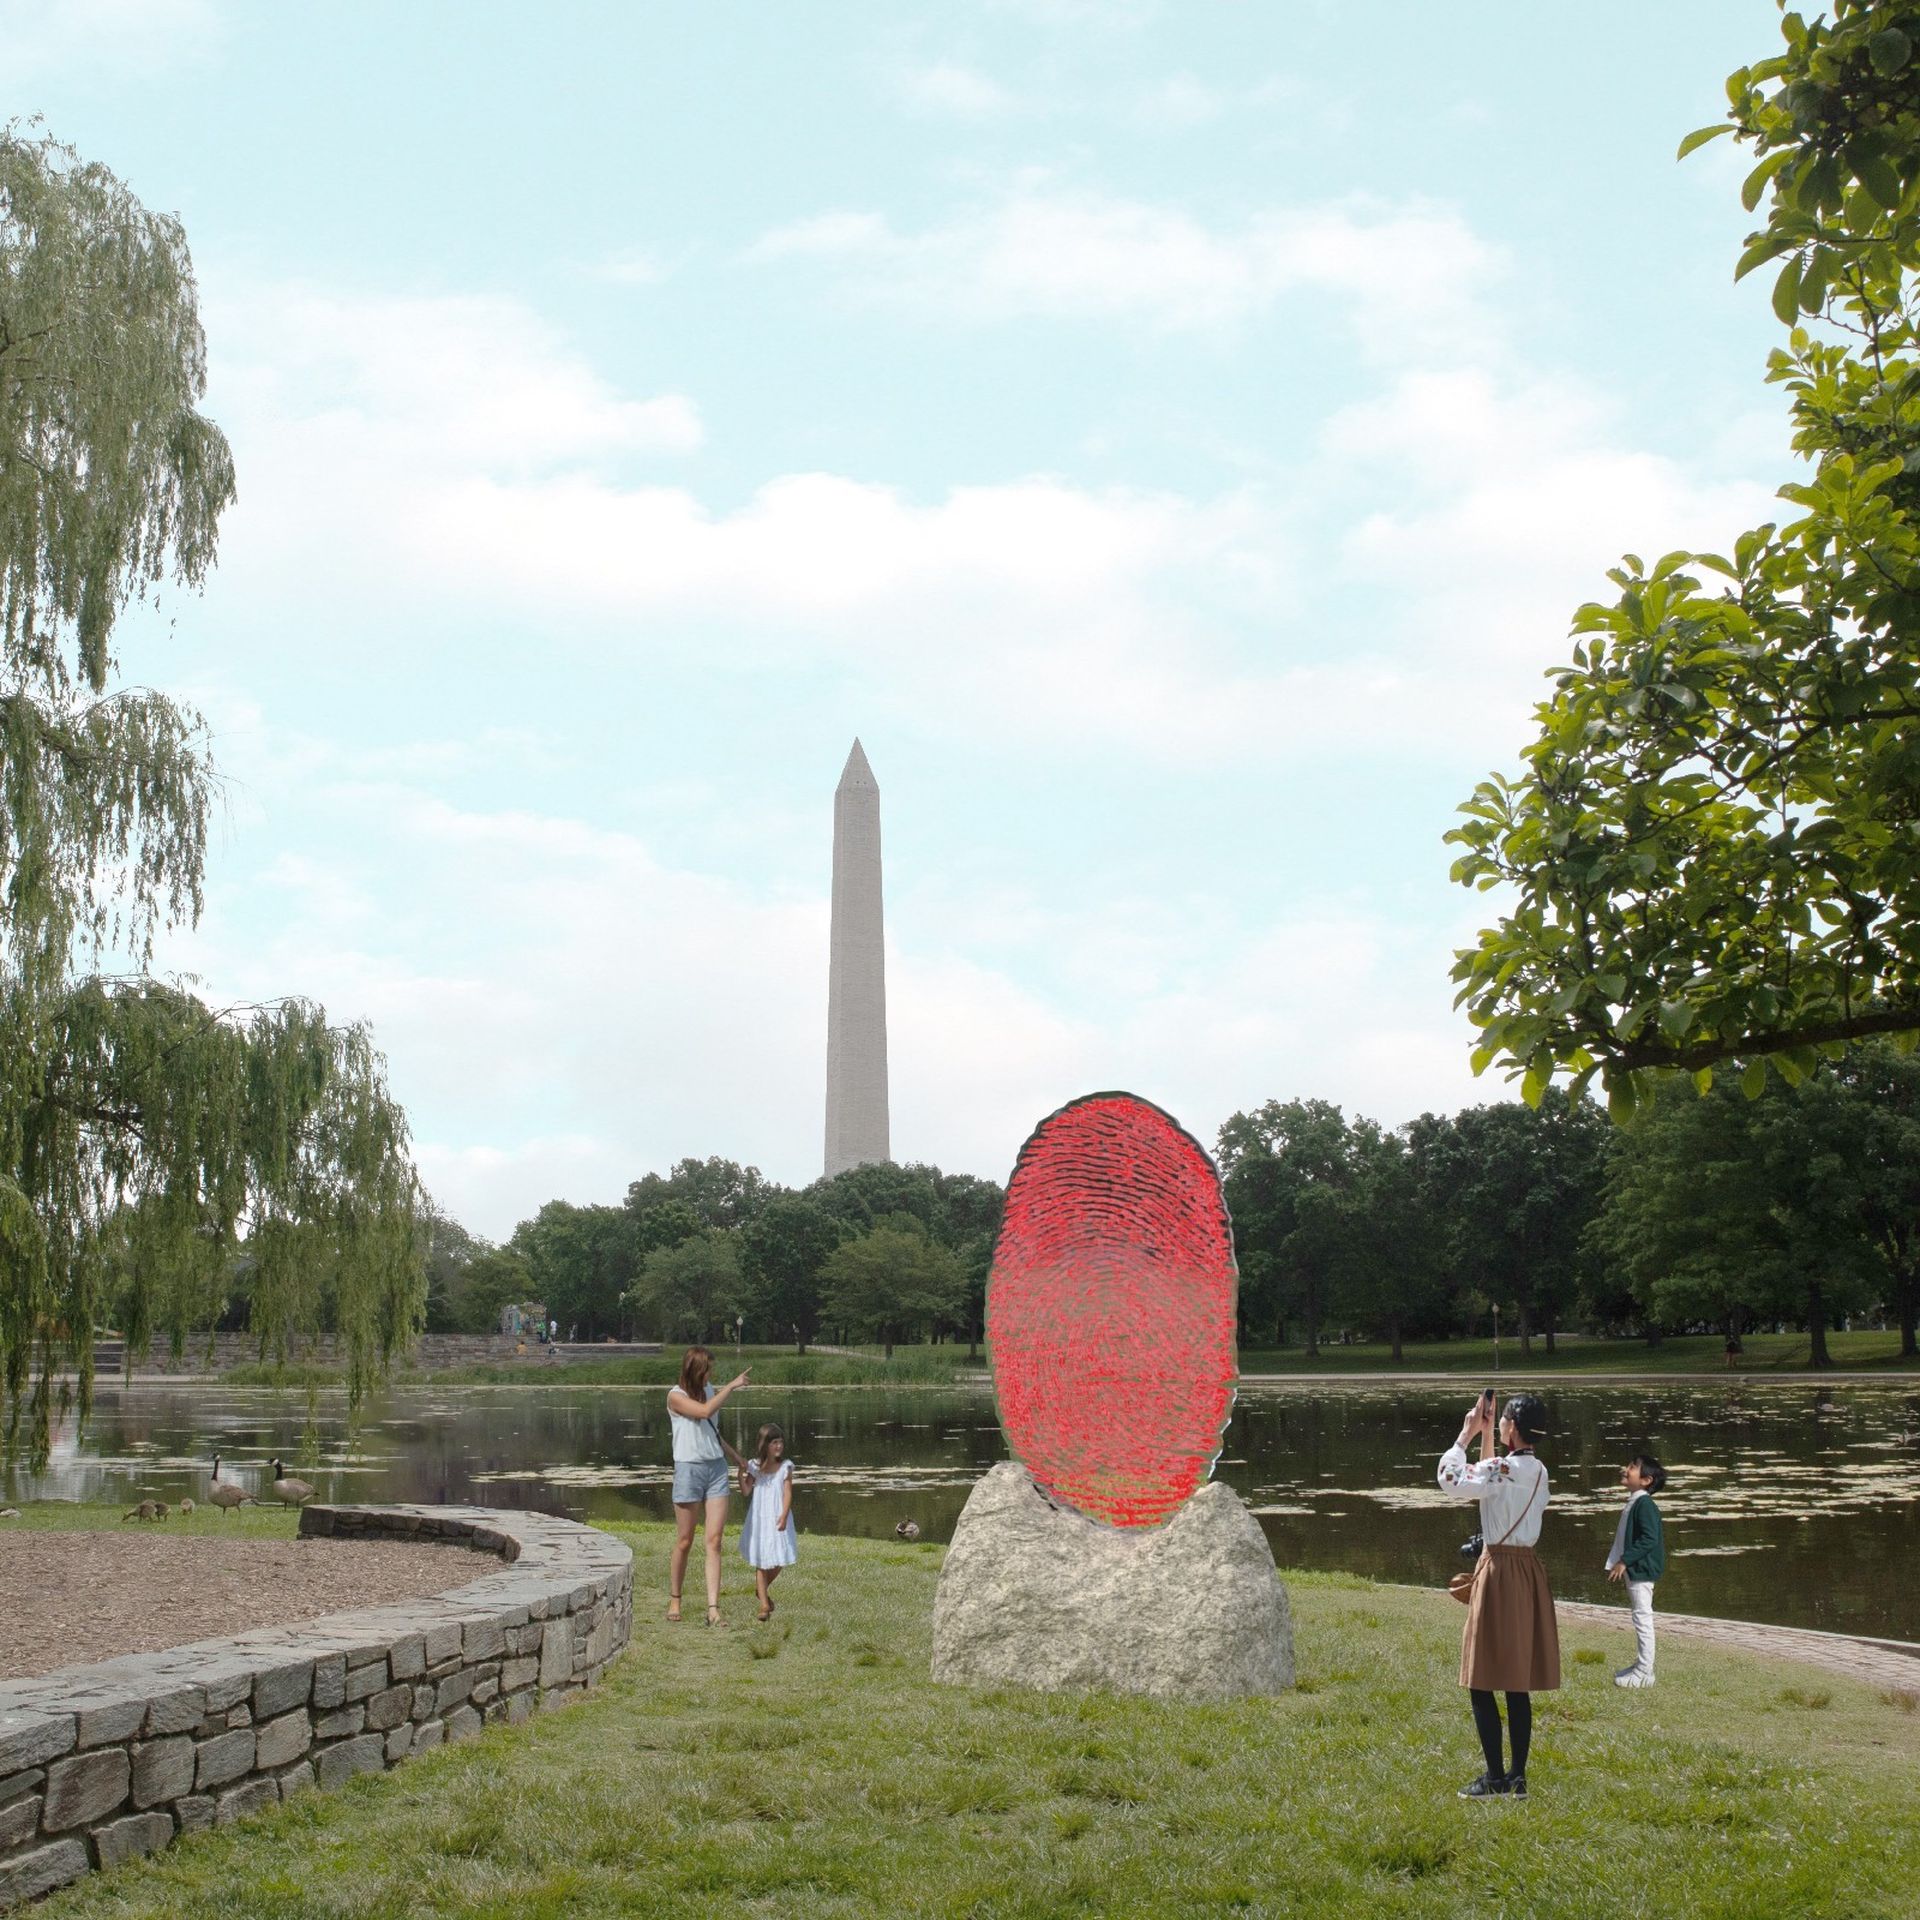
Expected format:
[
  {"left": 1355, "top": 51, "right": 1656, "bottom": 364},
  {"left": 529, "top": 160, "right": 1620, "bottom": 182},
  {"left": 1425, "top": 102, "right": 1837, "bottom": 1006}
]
[
  {"left": 419, "top": 1160, "right": 1005, "bottom": 1358},
  {"left": 405, "top": 1039, "right": 1920, "bottom": 1373},
  {"left": 1220, "top": 1040, "right": 1920, "bottom": 1366}
]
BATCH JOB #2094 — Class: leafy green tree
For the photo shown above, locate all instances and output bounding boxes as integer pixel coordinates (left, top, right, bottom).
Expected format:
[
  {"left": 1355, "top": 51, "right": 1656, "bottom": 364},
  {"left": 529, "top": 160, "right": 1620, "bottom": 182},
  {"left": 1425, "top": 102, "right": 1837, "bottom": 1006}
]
[
  {"left": 1591, "top": 1071, "right": 1877, "bottom": 1365},
  {"left": 512, "top": 1201, "right": 633, "bottom": 1342},
  {"left": 633, "top": 1227, "right": 743, "bottom": 1344},
  {"left": 458, "top": 1245, "right": 533, "bottom": 1336},
  {"left": 740, "top": 1192, "right": 842, "bottom": 1351},
  {"left": 1436, "top": 1092, "right": 1611, "bottom": 1355},
  {"left": 1827, "top": 1041, "right": 1920, "bottom": 1356},
  {"left": 818, "top": 1217, "right": 965, "bottom": 1357},
  {"left": 1217, "top": 1099, "right": 1358, "bottom": 1359},
  {"left": 808, "top": 1160, "right": 939, "bottom": 1232},
  {"left": 417, "top": 1200, "right": 480, "bottom": 1334},
  {"left": 625, "top": 1157, "right": 770, "bottom": 1232},
  {"left": 1335, "top": 1125, "right": 1449, "bottom": 1363},
  {"left": 1447, "top": 0, "right": 1920, "bottom": 1115},
  {"left": 0, "top": 130, "right": 421, "bottom": 1451}
]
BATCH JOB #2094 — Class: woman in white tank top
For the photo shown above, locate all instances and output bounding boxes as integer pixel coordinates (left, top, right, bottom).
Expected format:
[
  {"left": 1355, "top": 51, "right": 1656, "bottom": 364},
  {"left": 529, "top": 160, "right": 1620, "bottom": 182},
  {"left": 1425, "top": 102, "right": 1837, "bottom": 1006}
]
[{"left": 666, "top": 1344, "right": 751, "bottom": 1625}]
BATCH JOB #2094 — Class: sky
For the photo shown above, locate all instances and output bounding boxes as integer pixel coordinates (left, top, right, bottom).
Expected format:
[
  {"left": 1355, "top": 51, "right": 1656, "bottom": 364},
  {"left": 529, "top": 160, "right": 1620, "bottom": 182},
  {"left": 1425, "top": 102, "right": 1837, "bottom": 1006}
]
[{"left": 9, "top": 0, "right": 1794, "bottom": 1239}]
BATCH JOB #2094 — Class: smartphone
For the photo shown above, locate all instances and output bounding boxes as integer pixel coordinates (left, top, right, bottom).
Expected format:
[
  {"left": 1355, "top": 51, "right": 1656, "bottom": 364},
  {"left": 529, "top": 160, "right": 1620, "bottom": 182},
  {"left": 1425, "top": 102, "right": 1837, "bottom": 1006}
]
[{"left": 1480, "top": 1387, "right": 1496, "bottom": 1414}]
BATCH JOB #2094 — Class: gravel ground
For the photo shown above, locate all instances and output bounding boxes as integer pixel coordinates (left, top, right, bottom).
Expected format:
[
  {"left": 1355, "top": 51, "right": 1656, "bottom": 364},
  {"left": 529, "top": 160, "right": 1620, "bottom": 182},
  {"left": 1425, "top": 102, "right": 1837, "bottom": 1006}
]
[{"left": 1, "top": 1533, "right": 495, "bottom": 1679}]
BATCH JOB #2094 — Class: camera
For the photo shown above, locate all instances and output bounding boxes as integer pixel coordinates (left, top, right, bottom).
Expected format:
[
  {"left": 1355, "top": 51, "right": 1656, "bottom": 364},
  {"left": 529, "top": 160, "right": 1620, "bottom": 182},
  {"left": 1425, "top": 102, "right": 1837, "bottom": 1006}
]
[{"left": 1459, "top": 1532, "right": 1485, "bottom": 1561}]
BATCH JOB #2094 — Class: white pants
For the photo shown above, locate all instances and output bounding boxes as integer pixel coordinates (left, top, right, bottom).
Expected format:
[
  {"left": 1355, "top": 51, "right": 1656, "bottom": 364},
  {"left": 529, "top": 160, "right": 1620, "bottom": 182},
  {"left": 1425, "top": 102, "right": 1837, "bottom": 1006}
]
[{"left": 1627, "top": 1580, "right": 1656, "bottom": 1675}]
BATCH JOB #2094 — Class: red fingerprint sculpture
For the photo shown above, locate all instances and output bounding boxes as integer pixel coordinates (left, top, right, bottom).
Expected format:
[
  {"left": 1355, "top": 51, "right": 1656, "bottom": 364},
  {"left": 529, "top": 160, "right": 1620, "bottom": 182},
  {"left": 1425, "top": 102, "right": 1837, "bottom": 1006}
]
[{"left": 989, "top": 1092, "right": 1238, "bottom": 1528}]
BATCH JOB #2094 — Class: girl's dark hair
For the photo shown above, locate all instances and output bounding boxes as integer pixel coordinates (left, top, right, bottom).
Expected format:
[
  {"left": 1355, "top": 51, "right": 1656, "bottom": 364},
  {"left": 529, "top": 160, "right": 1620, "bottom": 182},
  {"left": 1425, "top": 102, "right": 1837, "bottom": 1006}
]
[
  {"left": 678, "top": 1346, "right": 713, "bottom": 1398},
  {"left": 1502, "top": 1394, "right": 1549, "bottom": 1446},
  {"left": 1632, "top": 1452, "right": 1667, "bottom": 1493},
  {"left": 755, "top": 1423, "right": 786, "bottom": 1469}
]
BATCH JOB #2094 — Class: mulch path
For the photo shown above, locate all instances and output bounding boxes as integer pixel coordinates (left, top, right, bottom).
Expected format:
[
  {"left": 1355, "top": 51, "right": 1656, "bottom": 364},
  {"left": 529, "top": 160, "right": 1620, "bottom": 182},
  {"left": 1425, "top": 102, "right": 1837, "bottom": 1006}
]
[{"left": 1, "top": 1532, "right": 495, "bottom": 1680}]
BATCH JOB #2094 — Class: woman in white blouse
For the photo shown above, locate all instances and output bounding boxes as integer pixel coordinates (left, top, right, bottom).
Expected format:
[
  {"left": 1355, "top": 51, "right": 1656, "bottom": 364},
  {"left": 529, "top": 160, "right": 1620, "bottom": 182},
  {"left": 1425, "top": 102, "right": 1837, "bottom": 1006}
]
[{"left": 1437, "top": 1391, "right": 1561, "bottom": 1799}]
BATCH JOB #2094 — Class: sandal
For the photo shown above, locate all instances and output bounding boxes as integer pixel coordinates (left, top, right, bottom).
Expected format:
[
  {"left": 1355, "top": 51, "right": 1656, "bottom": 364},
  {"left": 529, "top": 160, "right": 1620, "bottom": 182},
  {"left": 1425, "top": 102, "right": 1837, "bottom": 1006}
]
[
  {"left": 666, "top": 1598, "right": 682, "bottom": 1623},
  {"left": 756, "top": 1603, "right": 772, "bottom": 1622},
  {"left": 705, "top": 1605, "right": 723, "bottom": 1628}
]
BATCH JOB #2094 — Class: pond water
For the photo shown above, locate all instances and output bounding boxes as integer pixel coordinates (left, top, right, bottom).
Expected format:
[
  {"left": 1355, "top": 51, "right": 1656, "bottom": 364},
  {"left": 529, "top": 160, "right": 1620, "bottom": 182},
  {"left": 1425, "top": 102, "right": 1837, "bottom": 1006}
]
[{"left": 19, "top": 1377, "right": 1920, "bottom": 1642}]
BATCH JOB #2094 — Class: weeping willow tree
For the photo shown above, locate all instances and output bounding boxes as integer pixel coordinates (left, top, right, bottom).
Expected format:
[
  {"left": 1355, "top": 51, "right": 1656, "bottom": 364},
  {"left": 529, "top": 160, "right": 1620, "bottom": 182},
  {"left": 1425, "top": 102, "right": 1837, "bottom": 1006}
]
[{"left": 2, "top": 124, "right": 424, "bottom": 1458}]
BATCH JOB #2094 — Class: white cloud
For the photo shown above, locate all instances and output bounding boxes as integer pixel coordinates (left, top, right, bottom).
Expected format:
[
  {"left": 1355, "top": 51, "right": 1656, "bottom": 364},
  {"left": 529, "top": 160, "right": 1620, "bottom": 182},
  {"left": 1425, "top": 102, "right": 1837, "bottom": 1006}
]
[
  {"left": 896, "top": 62, "right": 1016, "bottom": 119},
  {"left": 207, "top": 282, "right": 702, "bottom": 474},
  {"left": 1133, "top": 73, "right": 1221, "bottom": 128},
  {"left": 749, "top": 183, "right": 1501, "bottom": 350},
  {"left": 166, "top": 766, "right": 1486, "bottom": 1238},
  {"left": 589, "top": 249, "right": 675, "bottom": 287},
  {"left": 1, "top": 0, "right": 219, "bottom": 81}
]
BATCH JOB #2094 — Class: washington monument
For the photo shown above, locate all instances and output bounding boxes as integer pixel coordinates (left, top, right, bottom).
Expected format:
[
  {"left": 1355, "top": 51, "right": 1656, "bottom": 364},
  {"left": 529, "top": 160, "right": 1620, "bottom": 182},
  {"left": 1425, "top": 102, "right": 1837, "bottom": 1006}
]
[{"left": 824, "top": 739, "right": 890, "bottom": 1176}]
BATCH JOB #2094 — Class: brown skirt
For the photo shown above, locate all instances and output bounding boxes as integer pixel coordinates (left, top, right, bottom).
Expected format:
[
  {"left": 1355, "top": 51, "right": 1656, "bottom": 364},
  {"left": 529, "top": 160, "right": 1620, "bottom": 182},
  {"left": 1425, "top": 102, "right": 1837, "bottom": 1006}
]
[{"left": 1459, "top": 1545, "right": 1560, "bottom": 1692}]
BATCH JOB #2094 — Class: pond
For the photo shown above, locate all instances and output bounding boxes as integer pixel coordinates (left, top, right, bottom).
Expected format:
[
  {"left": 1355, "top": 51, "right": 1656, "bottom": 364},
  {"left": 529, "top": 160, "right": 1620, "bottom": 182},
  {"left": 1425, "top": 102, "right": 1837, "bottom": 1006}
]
[{"left": 18, "top": 1377, "right": 1920, "bottom": 1642}]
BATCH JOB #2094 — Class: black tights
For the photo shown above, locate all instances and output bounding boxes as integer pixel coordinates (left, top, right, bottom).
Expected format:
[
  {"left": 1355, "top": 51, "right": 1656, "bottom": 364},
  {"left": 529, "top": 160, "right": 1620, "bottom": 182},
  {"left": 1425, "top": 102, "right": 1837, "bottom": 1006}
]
[{"left": 1469, "top": 1689, "right": 1531, "bottom": 1779}]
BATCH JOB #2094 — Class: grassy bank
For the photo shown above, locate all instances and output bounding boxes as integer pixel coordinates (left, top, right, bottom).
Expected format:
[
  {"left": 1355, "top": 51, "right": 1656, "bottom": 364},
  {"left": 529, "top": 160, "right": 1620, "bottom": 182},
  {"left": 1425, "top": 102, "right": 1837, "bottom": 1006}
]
[
  {"left": 1235, "top": 1329, "right": 1920, "bottom": 1376},
  {"left": 38, "top": 1521, "right": 1920, "bottom": 1920},
  {"left": 214, "top": 1345, "right": 982, "bottom": 1392},
  {"left": 201, "top": 1331, "right": 1920, "bottom": 1396}
]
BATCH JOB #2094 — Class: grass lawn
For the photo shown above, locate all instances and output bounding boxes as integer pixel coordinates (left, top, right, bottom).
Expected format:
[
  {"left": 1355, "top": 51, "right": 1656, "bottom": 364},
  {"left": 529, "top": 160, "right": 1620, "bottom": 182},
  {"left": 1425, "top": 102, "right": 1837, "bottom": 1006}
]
[
  {"left": 34, "top": 1519, "right": 1920, "bottom": 1920},
  {"left": 218, "top": 1344, "right": 983, "bottom": 1392},
  {"left": 1235, "top": 1329, "right": 1920, "bottom": 1376}
]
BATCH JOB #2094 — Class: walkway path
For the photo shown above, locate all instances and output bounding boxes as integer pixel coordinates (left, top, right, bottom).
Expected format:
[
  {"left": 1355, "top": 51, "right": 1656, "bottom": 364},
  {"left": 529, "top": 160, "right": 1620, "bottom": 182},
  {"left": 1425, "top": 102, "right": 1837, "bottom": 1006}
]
[{"left": 1553, "top": 1596, "right": 1920, "bottom": 1693}]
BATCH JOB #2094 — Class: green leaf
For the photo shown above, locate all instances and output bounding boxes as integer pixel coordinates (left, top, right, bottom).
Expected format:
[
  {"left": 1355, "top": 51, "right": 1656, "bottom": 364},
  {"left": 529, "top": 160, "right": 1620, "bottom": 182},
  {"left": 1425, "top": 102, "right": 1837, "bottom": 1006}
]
[
  {"left": 1868, "top": 26, "right": 1912, "bottom": 76},
  {"left": 1692, "top": 1066, "right": 1714, "bottom": 1094},
  {"left": 1771, "top": 255, "right": 1804, "bottom": 324},
  {"left": 1741, "top": 1057, "right": 1768, "bottom": 1099},
  {"left": 1741, "top": 150, "right": 1793, "bottom": 212},
  {"left": 1606, "top": 1073, "right": 1638, "bottom": 1123},
  {"left": 1848, "top": 143, "right": 1904, "bottom": 214},
  {"left": 1734, "top": 232, "right": 1785, "bottom": 282},
  {"left": 1677, "top": 123, "right": 1733, "bottom": 160}
]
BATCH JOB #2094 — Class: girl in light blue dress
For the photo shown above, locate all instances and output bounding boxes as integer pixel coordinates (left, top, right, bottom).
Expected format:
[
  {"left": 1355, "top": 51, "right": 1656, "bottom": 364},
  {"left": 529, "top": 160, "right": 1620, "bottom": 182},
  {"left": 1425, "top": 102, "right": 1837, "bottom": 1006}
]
[{"left": 740, "top": 1423, "right": 797, "bottom": 1621}]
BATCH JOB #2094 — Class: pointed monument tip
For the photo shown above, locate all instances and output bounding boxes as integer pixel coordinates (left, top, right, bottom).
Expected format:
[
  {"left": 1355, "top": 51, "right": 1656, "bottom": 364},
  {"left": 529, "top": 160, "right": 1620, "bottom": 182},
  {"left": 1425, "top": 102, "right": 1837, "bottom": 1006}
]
[{"left": 837, "top": 738, "right": 876, "bottom": 790}]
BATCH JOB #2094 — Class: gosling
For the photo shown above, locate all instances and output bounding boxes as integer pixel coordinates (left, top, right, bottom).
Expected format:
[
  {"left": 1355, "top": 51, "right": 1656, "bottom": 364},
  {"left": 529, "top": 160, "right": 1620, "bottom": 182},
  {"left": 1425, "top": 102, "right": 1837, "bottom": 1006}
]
[
  {"left": 178, "top": 1497, "right": 196, "bottom": 1516},
  {"left": 269, "top": 1459, "right": 315, "bottom": 1507},
  {"left": 122, "top": 1500, "right": 166, "bottom": 1523},
  {"left": 895, "top": 1519, "right": 921, "bottom": 1541}
]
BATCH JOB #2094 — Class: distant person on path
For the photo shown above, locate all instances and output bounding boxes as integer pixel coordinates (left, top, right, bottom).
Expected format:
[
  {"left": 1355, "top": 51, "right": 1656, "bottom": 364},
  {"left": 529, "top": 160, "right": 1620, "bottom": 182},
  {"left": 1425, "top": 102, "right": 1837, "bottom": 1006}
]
[
  {"left": 1724, "top": 1331, "right": 1742, "bottom": 1370},
  {"left": 740, "top": 1422, "right": 798, "bottom": 1621},
  {"left": 1605, "top": 1453, "right": 1667, "bottom": 1688},
  {"left": 666, "top": 1345, "right": 751, "bottom": 1625},
  {"left": 1438, "top": 1391, "right": 1561, "bottom": 1800}
]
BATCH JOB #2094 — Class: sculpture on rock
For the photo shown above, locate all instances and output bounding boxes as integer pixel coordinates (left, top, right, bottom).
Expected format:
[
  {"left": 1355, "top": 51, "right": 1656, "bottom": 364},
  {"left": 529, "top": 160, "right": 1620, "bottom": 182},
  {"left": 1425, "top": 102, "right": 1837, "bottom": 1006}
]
[{"left": 932, "top": 1092, "right": 1293, "bottom": 1700}]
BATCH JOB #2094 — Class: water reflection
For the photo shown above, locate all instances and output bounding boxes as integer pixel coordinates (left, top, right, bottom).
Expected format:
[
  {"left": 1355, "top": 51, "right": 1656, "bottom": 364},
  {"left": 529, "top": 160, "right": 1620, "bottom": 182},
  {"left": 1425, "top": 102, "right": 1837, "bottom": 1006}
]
[{"left": 15, "top": 1379, "right": 1920, "bottom": 1641}]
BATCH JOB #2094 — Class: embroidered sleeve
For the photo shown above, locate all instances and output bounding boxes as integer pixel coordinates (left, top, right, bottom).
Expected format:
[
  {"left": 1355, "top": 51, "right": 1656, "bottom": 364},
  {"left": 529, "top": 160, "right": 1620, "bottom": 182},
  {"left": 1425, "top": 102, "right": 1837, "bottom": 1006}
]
[{"left": 1438, "top": 1445, "right": 1507, "bottom": 1500}]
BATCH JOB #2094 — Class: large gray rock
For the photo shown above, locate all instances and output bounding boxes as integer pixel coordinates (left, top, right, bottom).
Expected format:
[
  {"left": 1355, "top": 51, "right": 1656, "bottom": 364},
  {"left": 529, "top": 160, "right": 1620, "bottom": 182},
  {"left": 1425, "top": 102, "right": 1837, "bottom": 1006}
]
[{"left": 931, "top": 1463, "right": 1293, "bottom": 1701}]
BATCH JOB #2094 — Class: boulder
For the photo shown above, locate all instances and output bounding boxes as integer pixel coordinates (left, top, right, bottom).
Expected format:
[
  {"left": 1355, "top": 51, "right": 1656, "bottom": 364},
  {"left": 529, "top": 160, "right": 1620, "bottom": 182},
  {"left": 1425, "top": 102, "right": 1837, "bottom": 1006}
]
[{"left": 931, "top": 1463, "right": 1293, "bottom": 1701}]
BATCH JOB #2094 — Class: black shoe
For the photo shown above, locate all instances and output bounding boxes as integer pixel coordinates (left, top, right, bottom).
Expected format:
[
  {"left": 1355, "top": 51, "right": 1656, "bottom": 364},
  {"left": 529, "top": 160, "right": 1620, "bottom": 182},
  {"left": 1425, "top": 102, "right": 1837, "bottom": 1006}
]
[
  {"left": 1506, "top": 1772, "right": 1528, "bottom": 1799},
  {"left": 1457, "top": 1772, "right": 1510, "bottom": 1799}
]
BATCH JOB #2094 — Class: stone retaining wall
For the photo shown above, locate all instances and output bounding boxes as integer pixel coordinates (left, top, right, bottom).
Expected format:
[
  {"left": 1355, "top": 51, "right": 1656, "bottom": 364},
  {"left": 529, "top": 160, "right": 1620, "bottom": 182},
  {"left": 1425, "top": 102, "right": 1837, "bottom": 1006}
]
[{"left": 0, "top": 1505, "right": 632, "bottom": 1909}]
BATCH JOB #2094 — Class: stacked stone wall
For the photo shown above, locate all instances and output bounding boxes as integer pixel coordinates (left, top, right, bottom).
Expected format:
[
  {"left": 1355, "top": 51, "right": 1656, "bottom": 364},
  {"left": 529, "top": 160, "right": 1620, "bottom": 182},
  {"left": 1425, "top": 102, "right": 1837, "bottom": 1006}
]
[{"left": 0, "top": 1506, "right": 631, "bottom": 1909}]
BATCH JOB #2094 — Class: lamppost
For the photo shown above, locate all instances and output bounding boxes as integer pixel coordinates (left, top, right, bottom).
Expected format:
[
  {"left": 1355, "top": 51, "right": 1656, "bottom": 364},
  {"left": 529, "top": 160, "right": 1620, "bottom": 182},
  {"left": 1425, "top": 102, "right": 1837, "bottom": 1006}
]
[
  {"left": 734, "top": 1313, "right": 744, "bottom": 1353},
  {"left": 1493, "top": 1304, "right": 1500, "bottom": 1377}
]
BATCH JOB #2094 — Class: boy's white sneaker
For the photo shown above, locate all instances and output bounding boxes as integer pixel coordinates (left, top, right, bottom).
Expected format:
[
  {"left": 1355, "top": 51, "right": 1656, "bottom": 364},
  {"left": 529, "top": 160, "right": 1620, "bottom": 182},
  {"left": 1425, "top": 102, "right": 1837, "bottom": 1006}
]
[{"left": 1613, "top": 1667, "right": 1654, "bottom": 1688}]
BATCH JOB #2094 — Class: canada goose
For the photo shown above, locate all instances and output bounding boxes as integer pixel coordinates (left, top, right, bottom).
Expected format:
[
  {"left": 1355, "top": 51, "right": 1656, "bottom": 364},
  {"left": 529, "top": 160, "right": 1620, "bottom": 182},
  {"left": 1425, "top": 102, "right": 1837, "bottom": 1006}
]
[
  {"left": 895, "top": 1519, "right": 921, "bottom": 1541},
  {"left": 269, "top": 1458, "right": 315, "bottom": 1506},
  {"left": 208, "top": 1455, "right": 253, "bottom": 1516}
]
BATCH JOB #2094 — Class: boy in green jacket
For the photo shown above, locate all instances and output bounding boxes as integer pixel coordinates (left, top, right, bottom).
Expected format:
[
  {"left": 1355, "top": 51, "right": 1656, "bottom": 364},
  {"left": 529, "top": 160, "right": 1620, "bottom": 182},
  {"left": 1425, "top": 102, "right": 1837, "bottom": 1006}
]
[{"left": 1605, "top": 1453, "right": 1667, "bottom": 1688}]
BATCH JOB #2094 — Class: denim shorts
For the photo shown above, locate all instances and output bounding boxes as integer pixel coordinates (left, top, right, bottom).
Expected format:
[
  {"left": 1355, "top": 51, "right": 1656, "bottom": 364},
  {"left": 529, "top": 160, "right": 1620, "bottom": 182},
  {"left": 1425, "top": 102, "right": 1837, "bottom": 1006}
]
[{"left": 672, "top": 1455, "right": 731, "bottom": 1504}]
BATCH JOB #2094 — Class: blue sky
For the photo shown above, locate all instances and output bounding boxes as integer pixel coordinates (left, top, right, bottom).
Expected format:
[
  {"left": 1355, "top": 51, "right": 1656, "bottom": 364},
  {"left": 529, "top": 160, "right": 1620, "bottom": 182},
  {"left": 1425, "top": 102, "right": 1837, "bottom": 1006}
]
[{"left": 11, "top": 0, "right": 1790, "bottom": 1237}]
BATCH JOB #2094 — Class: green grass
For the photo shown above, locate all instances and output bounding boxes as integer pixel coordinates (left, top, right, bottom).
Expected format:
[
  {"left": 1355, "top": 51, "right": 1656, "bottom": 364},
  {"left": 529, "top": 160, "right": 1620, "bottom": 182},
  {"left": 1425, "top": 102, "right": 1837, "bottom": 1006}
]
[
  {"left": 9, "top": 1499, "right": 305, "bottom": 1538},
  {"left": 1235, "top": 1329, "right": 1920, "bottom": 1375},
  {"left": 37, "top": 1522, "right": 1920, "bottom": 1920},
  {"left": 213, "top": 1345, "right": 982, "bottom": 1391}
]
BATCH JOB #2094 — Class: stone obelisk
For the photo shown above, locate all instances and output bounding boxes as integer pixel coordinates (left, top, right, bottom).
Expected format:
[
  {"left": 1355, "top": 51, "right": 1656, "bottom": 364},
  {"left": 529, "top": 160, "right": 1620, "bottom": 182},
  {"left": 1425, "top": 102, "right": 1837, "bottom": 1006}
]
[{"left": 824, "top": 739, "right": 890, "bottom": 1176}]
